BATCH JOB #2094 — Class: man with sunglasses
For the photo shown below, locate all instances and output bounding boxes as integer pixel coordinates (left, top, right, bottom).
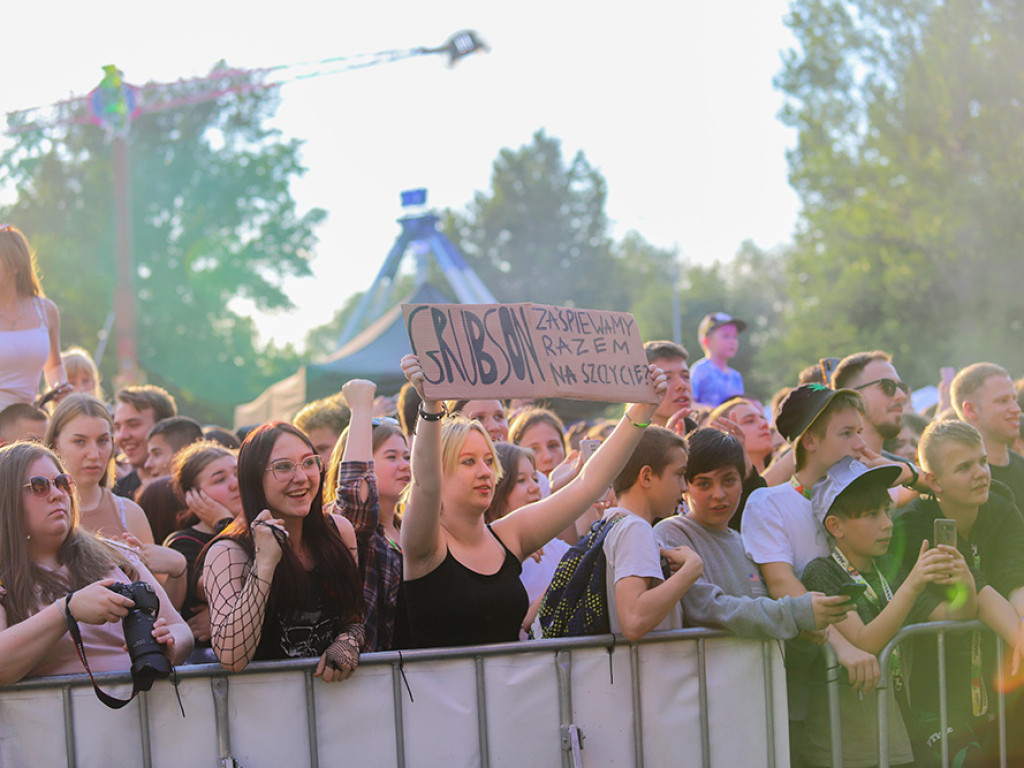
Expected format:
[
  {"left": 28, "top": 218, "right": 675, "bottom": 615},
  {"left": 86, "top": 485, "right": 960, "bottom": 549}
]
[
  {"left": 834, "top": 352, "right": 924, "bottom": 507},
  {"left": 833, "top": 351, "right": 910, "bottom": 454}
]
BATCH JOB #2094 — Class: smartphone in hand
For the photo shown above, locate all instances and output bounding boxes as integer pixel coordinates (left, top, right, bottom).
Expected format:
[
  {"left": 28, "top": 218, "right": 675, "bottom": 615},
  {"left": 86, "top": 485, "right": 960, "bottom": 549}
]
[
  {"left": 837, "top": 583, "right": 867, "bottom": 603},
  {"left": 933, "top": 518, "right": 957, "bottom": 549}
]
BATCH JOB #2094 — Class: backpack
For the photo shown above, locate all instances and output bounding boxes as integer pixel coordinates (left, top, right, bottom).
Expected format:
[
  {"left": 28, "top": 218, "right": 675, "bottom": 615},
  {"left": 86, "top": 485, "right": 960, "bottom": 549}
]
[{"left": 538, "top": 514, "right": 627, "bottom": 638}]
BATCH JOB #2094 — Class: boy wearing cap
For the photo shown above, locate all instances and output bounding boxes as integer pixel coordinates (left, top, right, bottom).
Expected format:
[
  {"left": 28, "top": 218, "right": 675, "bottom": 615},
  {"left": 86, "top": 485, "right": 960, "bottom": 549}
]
[
  {"left": 801, "top": 456, "right": 974, "bottom": 768},
  {"left": 741, "top": 384, "right": 887, "bottom": 760},
  {"left": 690, "top": 312, "right": 747, "bottom": 409},
  {"left": 893, "top": 420, "right": 1024, "bottom": 761},
  {"left": 656, "top": 428, "right": 852, "bottom": 638}
]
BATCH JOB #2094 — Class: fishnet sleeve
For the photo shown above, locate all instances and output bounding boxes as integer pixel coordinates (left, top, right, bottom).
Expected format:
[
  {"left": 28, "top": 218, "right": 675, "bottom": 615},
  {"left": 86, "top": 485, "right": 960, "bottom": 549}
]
[
  {"left": 203, "top": 541, "right": 271, "bottom": 671},
  {"left": 324, "top": 622, "right": 366, "bottom": 672}
]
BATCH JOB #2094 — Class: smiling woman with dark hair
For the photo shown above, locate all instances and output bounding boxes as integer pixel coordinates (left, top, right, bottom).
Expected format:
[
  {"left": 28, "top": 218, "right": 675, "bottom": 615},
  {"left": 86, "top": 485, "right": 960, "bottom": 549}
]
[{"left": 202, "top": 422, "right": 365, "bottom": 681}]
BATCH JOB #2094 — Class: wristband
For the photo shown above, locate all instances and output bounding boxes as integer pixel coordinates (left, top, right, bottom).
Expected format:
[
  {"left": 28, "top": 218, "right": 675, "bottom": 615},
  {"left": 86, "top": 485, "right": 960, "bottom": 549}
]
[
  {"left": 623, "top": 409, "right": 651, "bottom": 429},
  {"left": 902, "top": 463, "right": 919, "bottom": 489},
  {"left": 418, "top": 405, "right": 445, "bottom": 422}
]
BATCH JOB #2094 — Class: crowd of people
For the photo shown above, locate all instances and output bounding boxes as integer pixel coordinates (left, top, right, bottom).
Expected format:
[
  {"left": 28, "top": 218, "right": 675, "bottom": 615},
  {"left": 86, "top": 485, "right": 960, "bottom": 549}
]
[{"left": 3, "top": 223, "right": 1024, "bottom": 765}]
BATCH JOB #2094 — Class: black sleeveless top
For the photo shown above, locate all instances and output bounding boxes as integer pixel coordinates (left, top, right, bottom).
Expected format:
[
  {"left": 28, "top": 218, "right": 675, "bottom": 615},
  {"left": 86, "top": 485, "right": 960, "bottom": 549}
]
[{"left": 403, "top": 526, "right": 529, "bottom": 649}]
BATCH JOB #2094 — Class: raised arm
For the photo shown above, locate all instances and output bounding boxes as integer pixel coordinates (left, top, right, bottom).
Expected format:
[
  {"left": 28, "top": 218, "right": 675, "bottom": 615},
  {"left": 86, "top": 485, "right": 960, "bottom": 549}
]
[
  {"left": 341, "top": 379, "right": 376, "bottom": 464},
  {"left": 397, "top": 355, "right": 446, "bottom": 571},
  {"left": 493, "top": 366, "right": 667, "bottom": 559},
  {"left": 42, "top": 298, "right": 68, "bottom": 389}
]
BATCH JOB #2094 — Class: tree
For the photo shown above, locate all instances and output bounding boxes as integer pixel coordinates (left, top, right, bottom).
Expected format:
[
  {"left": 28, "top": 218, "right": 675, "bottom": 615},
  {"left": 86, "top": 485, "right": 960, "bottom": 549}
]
[
  {"left": 443, "top": 129, "right": 628, "bottom": 310},
  {"left": 2, "top": 65, "right": 323, "bottom": 422},
  {"left": 776, "top": 0, "right": 1024, "bottom": 384}
]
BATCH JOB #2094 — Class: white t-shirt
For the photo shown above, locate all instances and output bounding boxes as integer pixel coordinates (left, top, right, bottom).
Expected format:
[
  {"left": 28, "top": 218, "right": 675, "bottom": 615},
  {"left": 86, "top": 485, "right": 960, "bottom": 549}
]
[
  {"left": 602, "top": 509, "right": 682, "bottom": 634},
  {"left": 740, "top": 483, "right": 829, "bottom": 579},
  {"left": 520, "top": 537, "right": 571, "bottom": 604}
]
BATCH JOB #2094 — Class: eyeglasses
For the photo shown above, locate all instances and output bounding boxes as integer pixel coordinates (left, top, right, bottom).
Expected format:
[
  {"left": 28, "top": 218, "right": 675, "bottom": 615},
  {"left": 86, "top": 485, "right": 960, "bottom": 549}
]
[
  {"left": 24, "top": 473, "right": 75, "bottom": 497},
  {"left": 854, "top": 378, "right": 910, "bottom": 397},
  {"left": 372, "top": 417, "right": 400, "bottom": 428},
  {"left": 265, "top": 455, "right": 323, "bottom": 481}
]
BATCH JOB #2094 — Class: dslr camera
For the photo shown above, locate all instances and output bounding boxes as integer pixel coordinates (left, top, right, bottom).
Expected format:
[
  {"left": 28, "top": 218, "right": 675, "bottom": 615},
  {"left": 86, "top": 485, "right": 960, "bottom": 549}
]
[{"left": 107, "top": 581, "right": 171, "bottom": 690}]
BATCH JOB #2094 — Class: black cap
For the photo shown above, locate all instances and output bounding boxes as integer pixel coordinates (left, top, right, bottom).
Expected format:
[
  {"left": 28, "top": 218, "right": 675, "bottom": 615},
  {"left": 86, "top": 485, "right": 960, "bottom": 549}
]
[{"left": 775, "top": 384, "right": 859, "bottom": 444}]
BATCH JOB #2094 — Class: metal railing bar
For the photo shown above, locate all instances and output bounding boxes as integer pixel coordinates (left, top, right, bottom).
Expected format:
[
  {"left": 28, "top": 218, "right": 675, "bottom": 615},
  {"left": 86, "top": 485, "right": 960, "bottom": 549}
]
[
  {"left": 475, "top": 656, "right": 490, "bottom": 768},
  {"left": 556, "top": 649, "right": 574, "bottom": 768},
  {"left": 938, "top": 632, "right": 949, "bottom": 767},
  {"left": 4, "top": 628, "right": 734, "bottom": 692},
  {"left": 762, "top": 641, "right": 776, "bottom": 768},
  {"left": 697, "top": 638, "right": 710, "bottom": 768},
  {"left": 62, "top": 684, "right": 76, "bottom": 768},
  {"left": 629, "top": 644, "right": 644, "bottom": 768},
  {"left": 821, "top": 642, "right": 843, "bottom": 768},
  {"left": 304, "top": 667, "right": 319, "bottom": 768},
  {"left": 211, "top": 676, "right": 231, "bottom": 766},
  {"left": 391, "top": 660, "right": 407, "bottom": 768},
  {"left": 138, "top": 690, "right": 152, "bottom": 768}
]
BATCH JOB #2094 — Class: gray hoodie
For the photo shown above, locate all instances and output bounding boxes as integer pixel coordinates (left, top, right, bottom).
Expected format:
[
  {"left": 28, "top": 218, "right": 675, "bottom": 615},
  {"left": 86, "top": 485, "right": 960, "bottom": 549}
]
[{"left": 655, "top": 514, "right": 816, "bottom": 639}]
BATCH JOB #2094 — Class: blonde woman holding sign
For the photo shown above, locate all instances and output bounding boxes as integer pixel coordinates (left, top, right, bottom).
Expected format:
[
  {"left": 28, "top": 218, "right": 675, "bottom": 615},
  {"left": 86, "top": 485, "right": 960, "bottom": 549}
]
[{"left": 398, "top": 353, "right": 666, "bottom": 648}]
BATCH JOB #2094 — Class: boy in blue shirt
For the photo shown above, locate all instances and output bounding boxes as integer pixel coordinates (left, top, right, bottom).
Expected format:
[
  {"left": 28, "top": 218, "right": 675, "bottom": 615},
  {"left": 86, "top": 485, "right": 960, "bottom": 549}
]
[{"left": 690, "top": 312, "right": 746, "bottom": 409}]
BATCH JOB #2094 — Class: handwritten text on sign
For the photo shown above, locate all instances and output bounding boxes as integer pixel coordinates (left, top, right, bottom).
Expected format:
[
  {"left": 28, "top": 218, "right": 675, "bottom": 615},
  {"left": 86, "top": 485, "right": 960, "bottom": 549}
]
[{"left": 402, "top": 303, "right": 658, "bottom": 403}]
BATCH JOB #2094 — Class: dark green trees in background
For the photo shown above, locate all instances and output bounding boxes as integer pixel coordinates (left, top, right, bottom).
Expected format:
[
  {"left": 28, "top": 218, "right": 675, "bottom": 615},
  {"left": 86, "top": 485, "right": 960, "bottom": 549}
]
[
  {"left": 776, "top": 0, "right": 1024, "bottom": 385},
  {"left": 445, "top": 130, "right": 627, "bottom": 311},
  {"left": 1, "top": 65, "right": 318, "bottom": 422},
  {"left": 442, "top": 130, "right": 785, "bottom": 401}
]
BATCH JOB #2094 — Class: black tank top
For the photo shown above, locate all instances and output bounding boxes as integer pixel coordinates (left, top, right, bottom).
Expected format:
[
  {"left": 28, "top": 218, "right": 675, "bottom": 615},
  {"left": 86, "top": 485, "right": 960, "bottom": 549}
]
[
  {"left": 254, "top": 563, "right": 342, "bottom": 661},
  {"left": 403, "top": 526, "right": 529, "bottom": 649}
]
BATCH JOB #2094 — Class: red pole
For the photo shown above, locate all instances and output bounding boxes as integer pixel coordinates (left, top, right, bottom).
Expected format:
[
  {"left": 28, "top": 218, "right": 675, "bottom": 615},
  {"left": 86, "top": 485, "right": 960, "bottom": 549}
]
[{"left": 112, "top": 134, "right": 141, "bottom": 387}]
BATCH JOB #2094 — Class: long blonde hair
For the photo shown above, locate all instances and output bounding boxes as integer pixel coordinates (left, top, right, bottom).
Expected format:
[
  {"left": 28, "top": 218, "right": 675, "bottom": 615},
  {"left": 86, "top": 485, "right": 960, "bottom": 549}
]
[
  {"left": 0, "top": 225, "right": 44, "bottom": 298},
  {"left": 45, "top": 394, "right": 116, "bottom": 488},
  {"left": 61, "top": 346, "right": 104, "bottom": 401},
  {"left": 0, "top": 443, "right": 133, "bottom": 625}
]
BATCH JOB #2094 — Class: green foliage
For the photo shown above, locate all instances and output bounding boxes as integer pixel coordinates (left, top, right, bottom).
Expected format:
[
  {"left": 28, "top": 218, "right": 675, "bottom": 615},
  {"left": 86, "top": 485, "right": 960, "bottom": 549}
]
[
  {"left": 777, "top": 0, "right": 1024, "bottom": 384},
  {"left": 441, "top": 128, "right": 791, "bottom": 402},
  {"left": 2, "top": 64, "right": 323, "bottom": 422},
  {"left": 444, "top": 129, "right": 627, "bottom": 310}
]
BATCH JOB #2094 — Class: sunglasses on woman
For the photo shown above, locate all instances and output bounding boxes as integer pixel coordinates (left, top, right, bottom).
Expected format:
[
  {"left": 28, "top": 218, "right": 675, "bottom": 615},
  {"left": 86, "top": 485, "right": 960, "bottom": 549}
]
[
  {"left": 24, "top": 473, "right": 76, "bottom": 497},
  {"left": 854, "top": 377, "right": 910, "bottom": 397}
]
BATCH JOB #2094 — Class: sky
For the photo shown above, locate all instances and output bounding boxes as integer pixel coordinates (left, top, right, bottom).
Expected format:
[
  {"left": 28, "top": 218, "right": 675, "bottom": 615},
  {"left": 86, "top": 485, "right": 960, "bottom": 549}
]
[{"left": 2, "top": 1, "right": 801, "bottom": 352}]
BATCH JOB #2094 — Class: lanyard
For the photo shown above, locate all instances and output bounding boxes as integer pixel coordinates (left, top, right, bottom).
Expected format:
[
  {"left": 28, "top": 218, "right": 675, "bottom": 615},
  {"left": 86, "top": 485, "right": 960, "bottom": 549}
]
[
  {"left": 830, "top": 547, "right": 904, "bottom": 691},
  {"left": 968, "top": 542, "right": 988, "bottom": 717},
  {"left": 790, "top": 475, "right": 812, "bottom": 500}
]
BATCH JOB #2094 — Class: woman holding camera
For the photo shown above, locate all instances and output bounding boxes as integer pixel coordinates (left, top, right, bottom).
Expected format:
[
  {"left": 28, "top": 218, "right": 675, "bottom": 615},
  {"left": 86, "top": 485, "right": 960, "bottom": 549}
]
[
  {"left": 203, "top": 422, "right": 365, "bottom": 681},
  {"left": 0, "top": 442, "right": 192, "bottom": 685}
]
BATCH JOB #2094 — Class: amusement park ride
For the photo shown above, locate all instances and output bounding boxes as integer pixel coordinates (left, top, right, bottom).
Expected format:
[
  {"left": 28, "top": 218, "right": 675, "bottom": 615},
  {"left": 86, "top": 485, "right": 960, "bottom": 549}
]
[{"left": 3, "top": 30, "right": 489, "bottom": 386}]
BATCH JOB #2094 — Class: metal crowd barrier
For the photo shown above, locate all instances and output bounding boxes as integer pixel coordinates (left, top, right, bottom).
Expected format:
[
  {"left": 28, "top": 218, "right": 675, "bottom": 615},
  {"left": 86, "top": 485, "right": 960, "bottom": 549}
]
[
  {"left": 821, "top": 620, "right": 1008, "bottom": 768},
  {"left": 0, "top": 628, "right": 788, "bottom": 768}
]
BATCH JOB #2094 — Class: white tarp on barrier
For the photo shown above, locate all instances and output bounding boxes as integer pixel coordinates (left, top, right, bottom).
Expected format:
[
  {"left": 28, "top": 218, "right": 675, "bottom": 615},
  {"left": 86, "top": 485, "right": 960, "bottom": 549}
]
[{"left": 0, "top": 631, "right": 789, "bottom": 767}]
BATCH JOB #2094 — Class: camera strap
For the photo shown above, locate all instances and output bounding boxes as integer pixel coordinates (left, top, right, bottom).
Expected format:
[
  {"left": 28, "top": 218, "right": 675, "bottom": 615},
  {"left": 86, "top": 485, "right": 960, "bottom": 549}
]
[
  {"left": 63, "top": 592, "right": 184, "bottom": 715},
  {"left": 64, "top": 593, "right": 139, "bottom": 709}
]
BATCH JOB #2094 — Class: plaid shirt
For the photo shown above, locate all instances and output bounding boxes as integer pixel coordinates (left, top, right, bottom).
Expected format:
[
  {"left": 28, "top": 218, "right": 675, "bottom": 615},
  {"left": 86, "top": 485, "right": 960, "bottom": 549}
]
[{"left": 326, "top": 461, "right": 402, "bottom": 652}]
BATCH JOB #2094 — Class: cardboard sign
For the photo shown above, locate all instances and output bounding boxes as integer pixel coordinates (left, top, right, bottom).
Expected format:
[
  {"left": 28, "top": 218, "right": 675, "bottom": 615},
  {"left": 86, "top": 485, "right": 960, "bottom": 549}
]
[{"left": 402, "top": 302, "right": 658, "bottom": 404}]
